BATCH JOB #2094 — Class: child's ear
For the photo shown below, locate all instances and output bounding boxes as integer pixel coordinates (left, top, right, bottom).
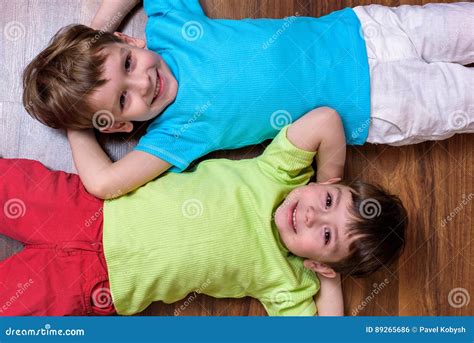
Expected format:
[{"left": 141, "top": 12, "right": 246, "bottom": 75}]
[
  {"left": 303, "top": 260, "right": 337, "bottom": 278},
  {"left": 100, "top": 121, "right": 134, "bottom": 134},
  {"left": 113, "top": 32, "right": 146, "bottom": 49}
]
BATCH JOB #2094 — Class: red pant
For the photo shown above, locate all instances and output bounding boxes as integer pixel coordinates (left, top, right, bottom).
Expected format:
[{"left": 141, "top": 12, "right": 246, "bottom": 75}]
[{"left": 0, "top": 158, "right": 115, "bottom": 316}]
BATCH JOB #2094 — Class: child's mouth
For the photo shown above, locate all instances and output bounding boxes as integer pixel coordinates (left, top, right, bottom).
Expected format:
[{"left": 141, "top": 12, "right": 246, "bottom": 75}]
[
  {"left": 152, "top": 68, "right": 164, "bottom": 103},
  {"left": 288, "top": 202, "right": 298, "bottom": 234}
]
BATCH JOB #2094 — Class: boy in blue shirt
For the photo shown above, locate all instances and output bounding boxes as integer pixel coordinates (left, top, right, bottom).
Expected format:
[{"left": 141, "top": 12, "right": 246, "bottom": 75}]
[{"left": 22, "top": 1, "right": 474, "bottom": 199}]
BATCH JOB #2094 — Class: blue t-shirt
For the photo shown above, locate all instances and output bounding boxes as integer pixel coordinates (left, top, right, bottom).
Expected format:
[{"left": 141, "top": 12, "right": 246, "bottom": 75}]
[{"left": 136, "top": 0, "right": 370, "bottom": 171}]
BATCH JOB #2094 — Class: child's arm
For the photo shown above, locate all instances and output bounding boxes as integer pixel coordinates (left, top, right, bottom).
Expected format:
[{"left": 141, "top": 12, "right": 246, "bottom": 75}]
[
  {"left": 315, "top": 273, "right": 344, "bottom": 316},
  {"left": 67, "top": 129, "right": 171, "bottom": 199},
  {"left": 286, "top": 107, "right": 346, "bottom": 182},
  {"left": 90, "top": 0, "right": 141, "bottom": 31}
]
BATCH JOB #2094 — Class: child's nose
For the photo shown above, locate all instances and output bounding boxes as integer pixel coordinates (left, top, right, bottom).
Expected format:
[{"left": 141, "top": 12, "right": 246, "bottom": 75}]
[
  {"left": 131, "top": 72, "right": 152, "bottom": 97},
  {"left": 305, "top": 206, "right": 316, "bottom": 227}
]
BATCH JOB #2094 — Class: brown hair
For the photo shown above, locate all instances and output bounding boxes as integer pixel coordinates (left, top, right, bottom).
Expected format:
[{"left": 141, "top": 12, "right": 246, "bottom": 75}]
[
  {"left": 22, "top": 24, "right": 123, "bottom": 129},
  {"left": 327, "top": 181, "right": 407, "bottom": 277}
]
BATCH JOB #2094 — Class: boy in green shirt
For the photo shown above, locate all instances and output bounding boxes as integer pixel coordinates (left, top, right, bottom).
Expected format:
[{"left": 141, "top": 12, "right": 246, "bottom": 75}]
[{"left": 0, "top": 107, "right": 406, "bottom": 316}]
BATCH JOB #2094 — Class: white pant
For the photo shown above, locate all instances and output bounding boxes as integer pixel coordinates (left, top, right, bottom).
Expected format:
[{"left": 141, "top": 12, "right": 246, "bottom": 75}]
[{"left": 354, "top": 3, "right": 474, "bottom": 145}]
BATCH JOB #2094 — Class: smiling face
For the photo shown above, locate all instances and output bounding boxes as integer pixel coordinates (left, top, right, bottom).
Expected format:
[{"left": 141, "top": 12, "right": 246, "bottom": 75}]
[
  {"left": 274, "top": 182, "right": 358, "bottom": 266},
  {"left": 89, "top": 36, "right": 178, "bottom": 132}
]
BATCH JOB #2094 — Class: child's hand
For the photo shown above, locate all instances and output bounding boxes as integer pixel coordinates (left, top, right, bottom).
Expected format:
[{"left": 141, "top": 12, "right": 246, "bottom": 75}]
[{"left": 286, "top": 107, "right": 346, "bottom": 183}]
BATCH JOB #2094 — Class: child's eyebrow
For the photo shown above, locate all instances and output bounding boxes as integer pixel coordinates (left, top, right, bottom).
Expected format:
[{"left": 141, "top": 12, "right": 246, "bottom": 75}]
[
  {"left": 111, "top": 47, "right": 128, "bottom": 114},
  {"left": 332, "top": 187, "right": 343, "bottom": 254},
  {"left": 118, "top": 46, "right": 128, "bottom": 65},
  {"left": 335, "top": 187, "right": 342, "bottom": 209},
  {"left": 333, "top": 223, "right": 339, "bottom": 254}
]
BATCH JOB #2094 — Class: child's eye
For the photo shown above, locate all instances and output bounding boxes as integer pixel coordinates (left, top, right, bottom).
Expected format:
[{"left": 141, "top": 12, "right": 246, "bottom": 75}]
[
  {"left": 324, "top": 228, "right": 331, "bottom": 245},
  {"left": 124, "top": 53, "right": 132, "bottom": 72},
  {"left": 120, "top": 92, "right": 127, "bottom": 110},
  {"left": 325, "top": 192, "right": 332, "bottom": 209}
]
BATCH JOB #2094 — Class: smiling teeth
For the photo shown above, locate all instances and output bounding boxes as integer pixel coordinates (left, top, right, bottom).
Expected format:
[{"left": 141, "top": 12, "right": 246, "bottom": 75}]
[
  {"left": 153, "top": 71, "right": 160, "bottom": 100},
  {"left": 292, "top": 208, "right": 297, "bottom": 231}
]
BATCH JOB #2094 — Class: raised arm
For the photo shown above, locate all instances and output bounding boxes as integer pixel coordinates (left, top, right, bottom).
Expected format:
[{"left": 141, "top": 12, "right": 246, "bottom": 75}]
[
  {"left": 315, "top": 273, "right": 344, "bottom": 316},
  {"left": 90, "top": 0, "right": 141, "bottom": 31},
  {"left": 67, "top": 129, "right": 171, "bottom": 199},
  {"left": 286, "top": 107, "right": 346, "bottom": 182}
]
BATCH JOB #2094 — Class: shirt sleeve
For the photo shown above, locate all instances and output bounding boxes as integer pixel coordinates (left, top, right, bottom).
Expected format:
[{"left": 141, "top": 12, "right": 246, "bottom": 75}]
[
  {"left": 143, "top": 0, "right": 205, "bottom": 17},
  {"left": 257, "top": 125, "right": 316, "bottom": 186},
  {"left": 257, "top": 256, "right": 320, "bottom": 316},
  {"left": 134, "top": 123, "right": 210, "bottom": 172}
]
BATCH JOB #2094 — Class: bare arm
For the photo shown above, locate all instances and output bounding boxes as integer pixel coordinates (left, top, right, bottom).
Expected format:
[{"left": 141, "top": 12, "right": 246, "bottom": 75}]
[
  {"left": 315, "top": 273, "right": 344, "bottom": 316},
  {"left": 90, "top": 0, "right": 141, "bottom": 31},
  {"left": 67, "top": 129, "right": 171, "bottom": 199},
  {"left": 286, "top": 107, "right": 346, "bottom": 182}
]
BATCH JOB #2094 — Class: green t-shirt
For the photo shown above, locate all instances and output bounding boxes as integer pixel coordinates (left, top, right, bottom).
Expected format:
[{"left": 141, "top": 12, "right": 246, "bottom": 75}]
[{"left": 103, "top": 127, "right": 320, "bottom": 315}]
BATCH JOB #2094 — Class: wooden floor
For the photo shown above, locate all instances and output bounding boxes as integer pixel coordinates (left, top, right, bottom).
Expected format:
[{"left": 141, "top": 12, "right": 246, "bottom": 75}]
[{"left": 1, "top": 0, "right": 473, "bottom": 316}]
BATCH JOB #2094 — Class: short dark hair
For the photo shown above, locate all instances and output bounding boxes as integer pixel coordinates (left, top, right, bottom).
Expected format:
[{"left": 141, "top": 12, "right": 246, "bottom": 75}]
[
  {"left": 327, "top": 181, "right": 407, "bottom": 277},
  {"left": 22, "top": 24, "right": 123, "bottom": 129}
]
